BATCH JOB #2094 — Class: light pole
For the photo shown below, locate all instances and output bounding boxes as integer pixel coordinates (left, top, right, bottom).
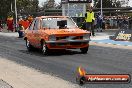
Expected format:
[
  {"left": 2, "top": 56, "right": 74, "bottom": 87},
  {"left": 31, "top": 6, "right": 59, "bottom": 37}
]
[
  {"left": 11, "top": 2, "right": 13, "bottom": 12},
  {"left": 15, "top": 0, "right": 17, "bottom": 31},
  {"left": 101, "top": 0, "right": 103, "bottom": 17}
]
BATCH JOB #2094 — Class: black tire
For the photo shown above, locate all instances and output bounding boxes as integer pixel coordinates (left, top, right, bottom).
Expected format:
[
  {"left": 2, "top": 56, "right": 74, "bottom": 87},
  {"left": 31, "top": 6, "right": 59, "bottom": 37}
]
[
  {"left": 41, "top": 41, "right": 49, "bottom": 55},
  {"left": 26, "top": 39, "right": 33, "bottom": 51},
  {"left": 80, "top": 46, "right": 89, "bottom": 54}
]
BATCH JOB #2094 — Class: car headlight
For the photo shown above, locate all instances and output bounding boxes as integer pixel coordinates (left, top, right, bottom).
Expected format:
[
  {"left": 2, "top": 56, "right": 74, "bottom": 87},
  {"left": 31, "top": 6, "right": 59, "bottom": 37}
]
[
  {"left": 83, "top": 34, "right": 90, "bottom": 40},
  {"left": 49, "top": 35, "right": 56, "bottom": 41}
]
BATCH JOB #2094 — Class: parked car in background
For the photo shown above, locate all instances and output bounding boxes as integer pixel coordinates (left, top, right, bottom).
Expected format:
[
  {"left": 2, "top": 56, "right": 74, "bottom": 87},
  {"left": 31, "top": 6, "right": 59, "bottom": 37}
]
[{"left": 24, "top": 16, "right": 91, "bottom": 55}]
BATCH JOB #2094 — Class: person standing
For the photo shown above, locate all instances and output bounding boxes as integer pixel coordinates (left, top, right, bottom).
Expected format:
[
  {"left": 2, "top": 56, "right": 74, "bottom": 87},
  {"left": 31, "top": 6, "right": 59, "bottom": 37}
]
[
  {"left": 96, "top": 12, "right": 103, "bottom": 32},
  {"left": 122, "top": 17, "right": 128, "bottom": 29},
  {"left": 18, "top": 24, "right": 24, "bottom": 38},
  {"left": 28, "top": 15, "right": 33, "bottom": 24},
  {"left": 7, "top": 16, "right": 14, "bottom": 32},
  {"left": 129, "top": 16, "right": 132, "bottom": 29},
  {"left": 85, "top": 7, "right": 95, "bottom": 36},
  {"left": 21, "top": 18, "right": 30, "bottom": 30},
  {"left": 0, "top": 20, "right": 3, "bottom": 32}
]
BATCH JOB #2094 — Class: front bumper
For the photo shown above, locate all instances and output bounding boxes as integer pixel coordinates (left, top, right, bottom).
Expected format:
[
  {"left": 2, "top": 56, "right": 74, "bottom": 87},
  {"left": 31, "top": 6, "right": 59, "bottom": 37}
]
[
  {"left": 46, "top": 39, "right": 90, "bottom": 43},
  {"left": 45, "top": 39, "right": 90, "bottom": 49}
]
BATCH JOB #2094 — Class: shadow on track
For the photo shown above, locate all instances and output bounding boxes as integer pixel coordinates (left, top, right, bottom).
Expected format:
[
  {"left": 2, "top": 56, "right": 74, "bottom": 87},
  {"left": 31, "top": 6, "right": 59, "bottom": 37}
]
[{"left": 19, "top": 49, "right": 84, "bottom": 57}]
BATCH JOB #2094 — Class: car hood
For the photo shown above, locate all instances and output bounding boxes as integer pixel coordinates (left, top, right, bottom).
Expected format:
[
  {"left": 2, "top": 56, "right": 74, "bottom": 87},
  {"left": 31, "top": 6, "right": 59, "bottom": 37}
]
[{"left": 43, "top": 28, "right": 89, "bottom": 36}]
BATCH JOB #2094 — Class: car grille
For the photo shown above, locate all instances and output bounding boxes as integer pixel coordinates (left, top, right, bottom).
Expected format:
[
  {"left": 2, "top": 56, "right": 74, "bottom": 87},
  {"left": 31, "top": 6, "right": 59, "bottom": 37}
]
[
  {"left": 56, "top": 36, "right": 83, "bottom": 40},
  {"left": 50, "top": 42, "right": 87, "bottom": 46}
]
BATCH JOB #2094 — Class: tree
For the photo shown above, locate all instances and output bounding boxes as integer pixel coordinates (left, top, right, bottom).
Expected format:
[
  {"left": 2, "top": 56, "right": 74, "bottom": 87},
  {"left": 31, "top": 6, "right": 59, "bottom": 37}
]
[
  {"left": 119, "top": 0, "right": 129, "bottom": 7},
  {"left": 40, "top": 0, "right": 58, "bottom": 10},
  {"left": 0, "top": 0, "right": 39, "bottom": 20},
  {"left": 17, "top": 0, "right": 39, "bottom": 14},
  {"left": 93, "top": 0, "right": 121, "bottom": 15},
  {"left": 94, "top": 0, "right": 122, "bottom": 8},
  {"left": 0, "top": 0, "right": 13, "bottom": 20}
]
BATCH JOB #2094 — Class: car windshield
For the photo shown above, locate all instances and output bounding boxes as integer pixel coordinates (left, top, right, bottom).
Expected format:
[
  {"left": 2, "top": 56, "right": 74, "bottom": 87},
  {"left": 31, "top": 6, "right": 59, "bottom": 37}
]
[{"left": 42, "top": 17, "right": 77, "bottom": 29}]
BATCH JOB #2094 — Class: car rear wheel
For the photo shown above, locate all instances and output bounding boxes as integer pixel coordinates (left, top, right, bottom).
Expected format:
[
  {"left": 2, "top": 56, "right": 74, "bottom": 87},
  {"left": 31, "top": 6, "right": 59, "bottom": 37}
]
[
  {"left": 41, "top": 41, "right": 49, "bottom": 55},
  {"left": 80, "top": 46, "right": 89, "bottom": 54},
  {"left": 26, "top": 39, "right": 33, "bottom": 51}
]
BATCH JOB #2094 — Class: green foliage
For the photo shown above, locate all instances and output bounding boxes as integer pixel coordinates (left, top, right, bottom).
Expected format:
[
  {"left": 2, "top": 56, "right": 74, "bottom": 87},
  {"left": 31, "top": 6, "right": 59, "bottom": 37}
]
[
  {"left": 93, "top": 0, "right": 123, "bottom": 15},
  {"left": 0, "top": 0, "right": 12, "bottom": 19},
  {"left": 41, "top": 0, "right": 58, "bottom": 10},
  {"left": 0, "top": 0, "right": 39, "bottom": 20},
  {"left": 94, "top": 0, "right": 122, "bottom": 8},
  {"left": 17, "top": 0, "right": 39, "bottom": 13}
]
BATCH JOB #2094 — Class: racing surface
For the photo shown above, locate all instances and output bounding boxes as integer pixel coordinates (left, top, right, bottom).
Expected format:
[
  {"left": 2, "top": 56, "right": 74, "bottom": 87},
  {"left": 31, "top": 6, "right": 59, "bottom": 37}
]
[{"left": 0, "top": 35, "right": 132, "bottom": 88}]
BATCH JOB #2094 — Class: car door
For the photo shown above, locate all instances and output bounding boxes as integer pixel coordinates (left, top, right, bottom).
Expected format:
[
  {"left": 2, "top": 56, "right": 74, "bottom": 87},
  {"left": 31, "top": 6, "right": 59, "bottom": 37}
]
[
  {"left": 26, "top": 19, "right": 36, "bottom": 45},
  {"left": 32, "top": 18, "right": 40, "bottom": 47}
]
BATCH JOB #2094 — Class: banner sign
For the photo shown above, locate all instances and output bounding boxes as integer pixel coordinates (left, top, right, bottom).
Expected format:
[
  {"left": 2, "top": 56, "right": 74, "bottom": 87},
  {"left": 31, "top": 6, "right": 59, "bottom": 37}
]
[{"left": 114, "top": 29, "right": 132, "bottom": 41}]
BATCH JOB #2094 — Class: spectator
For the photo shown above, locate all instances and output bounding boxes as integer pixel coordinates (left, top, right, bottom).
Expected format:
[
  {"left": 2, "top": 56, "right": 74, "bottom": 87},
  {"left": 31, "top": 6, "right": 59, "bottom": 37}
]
[
  {"left": 122, "top": 17, "right": 128, "bottom": 29},
  {"left": 19, "top": 18, "right": 30, "bottom": 30},
  {"left": 129, "top": 17, "right": 132, "bottom": 30},
  {"left": 94, "top": 18, "right": 97, "bottom": 30},
  {"left": 102, "top": 20, "right": 105, "bottom": 30},
  {"left": 28, "top": 15, "right": 33, "bottom": 24},
  {"left": 117, "top": 18, "right": 120, "bottom": 29},
  {"left": 85, "top": 7, "right": 95, "bottom": 36},
  {"left": 96, "top": 12, "right": 103, "bottom": 32},
  {"left": 22, "top": 19, "right": 30, "bottom": 30},
  {"left": 0, "top": 20, "right": 3, "bottom": 32},
  {"left": 7, "top": 16, "right": 14, "bottom": 32},
  {"left": 18, "top": 24, "right": 24, "bottom": 38}
]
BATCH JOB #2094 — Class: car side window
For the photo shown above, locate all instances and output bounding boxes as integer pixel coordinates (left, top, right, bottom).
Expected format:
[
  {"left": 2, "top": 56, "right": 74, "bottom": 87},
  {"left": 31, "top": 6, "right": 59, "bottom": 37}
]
[
  {"left": 29, "top": 20, "right": 35, "bottom": 30},
  {"left": 33, "top": 19, "right": 40, "bottom": 30}
]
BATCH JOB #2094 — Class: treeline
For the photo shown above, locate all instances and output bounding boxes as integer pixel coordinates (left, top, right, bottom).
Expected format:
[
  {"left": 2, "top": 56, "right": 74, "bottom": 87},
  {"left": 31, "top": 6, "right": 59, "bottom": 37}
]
[{"left": 0, "top": 0, "right": 38, "bottom": 20}]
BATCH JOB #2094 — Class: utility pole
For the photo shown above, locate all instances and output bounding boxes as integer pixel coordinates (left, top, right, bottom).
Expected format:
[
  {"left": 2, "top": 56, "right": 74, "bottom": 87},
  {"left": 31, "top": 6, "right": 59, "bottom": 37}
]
[
  {"left": 11, "top": 2, "right": 13, "bottom": 12},
  {"left": 101, "top": 0, "right": 103, "bottom": 17},
  {"left": 15, "top": 0, "right": 17, "bottom": 31}
]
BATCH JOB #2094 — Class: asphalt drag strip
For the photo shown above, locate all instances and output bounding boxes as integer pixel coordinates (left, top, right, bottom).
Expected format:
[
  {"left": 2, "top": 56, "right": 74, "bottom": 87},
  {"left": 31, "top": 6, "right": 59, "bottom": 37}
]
[{"left": 0, "top": 35, "right": 132, "bottom": 88}]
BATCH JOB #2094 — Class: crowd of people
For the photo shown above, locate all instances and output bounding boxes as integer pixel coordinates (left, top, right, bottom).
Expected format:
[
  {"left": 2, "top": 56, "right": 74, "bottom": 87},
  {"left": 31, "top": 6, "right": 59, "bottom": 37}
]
[
  {"left": 17, "top": 16, "right": 33, "bottom": 38},
  {"left": 0, "top": 15, "right": 33, "bottom": 38},
  {"left": 80, "top": 7, "right": 131, "bottom": 37}
]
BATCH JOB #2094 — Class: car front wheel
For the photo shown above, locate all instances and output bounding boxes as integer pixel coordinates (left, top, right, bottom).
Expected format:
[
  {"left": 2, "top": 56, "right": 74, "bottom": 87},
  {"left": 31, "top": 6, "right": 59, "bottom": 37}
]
[
  {"left": 26, "top": 39, "right": 33, "bottom": 51},
  {"left": 41, "top": 41, "right": 49, "bottom": 55},
  {"left": 80, "top": 46, "right": 89, "bottom": 54}
]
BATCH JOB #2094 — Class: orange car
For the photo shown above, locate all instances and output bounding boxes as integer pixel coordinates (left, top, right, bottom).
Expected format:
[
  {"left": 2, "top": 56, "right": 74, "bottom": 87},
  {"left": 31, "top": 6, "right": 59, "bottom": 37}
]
[{"left": 24, "top": 16, "right": 90, "bottom": 55}]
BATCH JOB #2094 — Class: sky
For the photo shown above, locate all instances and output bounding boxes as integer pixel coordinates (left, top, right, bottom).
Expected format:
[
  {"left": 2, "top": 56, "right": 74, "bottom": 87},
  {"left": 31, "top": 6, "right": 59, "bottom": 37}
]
[
  {"left": 128, "top": 0, "right": 132, "bottom": 7},
  {"left": 39, "top": 0, "right": 132, "bottom": 7}
]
